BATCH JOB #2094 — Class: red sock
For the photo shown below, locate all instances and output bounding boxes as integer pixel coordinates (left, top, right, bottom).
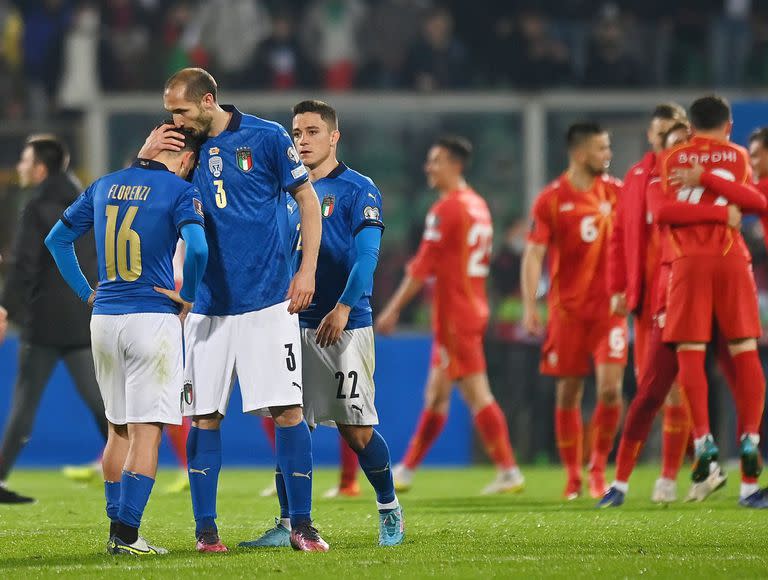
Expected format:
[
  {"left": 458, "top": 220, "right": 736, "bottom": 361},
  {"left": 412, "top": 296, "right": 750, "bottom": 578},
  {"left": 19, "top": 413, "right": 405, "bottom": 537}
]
[
  {"left": 588, "top": 402, "right": 622, "bottom": 472},
  {"left": 474, "top": 402, "right": 517, "bottom": 470},
  {"left": 661, "top": 401, "right": 690, "bottom": 480},
  {"left": 402, "top": 410, "right": 448, "bottom": 469},
  {"left": 555, "top": 407, "right": 583, "bottom": 483},
  {"left": 339, "top": 437, "right": 359, "bottom": 488},
  {"left": 262, "top": 417, "right": 276, "bottom": 451},
  {"left": 729, "top": 350, "right": 766, "bottom": 435},
  {"left": 614, "top": 437, "right": 645, "bottom": 483},
  {"left": 166, "top": 417, "right": 191, "bottom": 467},
  {"left": 676, "top": 350, "right": 709, "bottom": 438}
]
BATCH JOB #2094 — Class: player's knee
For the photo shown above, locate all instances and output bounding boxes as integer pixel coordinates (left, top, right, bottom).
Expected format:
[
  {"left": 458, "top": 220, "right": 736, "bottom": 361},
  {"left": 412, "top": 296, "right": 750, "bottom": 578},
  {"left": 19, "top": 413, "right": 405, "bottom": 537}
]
[
  {"left": 338, "top": 425, "right": 373, "bottom": 453},
  {"left": 193, "top": 413, "right": 223, "bottom": 430},
  {"left": 728, "top": 338, "right": 757, "bottom": 356},
  {"left": 597, "top": 388, "right": 621, "bottom": 406},
  {"left": 556, "top": 378, "right": 582, "bottom": 408},
  {"left": 270, "top": 405, "right": 303, "bottom": 428}
]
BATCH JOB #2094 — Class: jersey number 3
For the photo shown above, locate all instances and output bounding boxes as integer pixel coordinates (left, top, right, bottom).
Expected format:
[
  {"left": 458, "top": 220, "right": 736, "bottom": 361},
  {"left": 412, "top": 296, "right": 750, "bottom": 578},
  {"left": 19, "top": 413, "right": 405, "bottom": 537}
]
[
  {"left": 105, "top": 205, "right": 142, "bottom": 281},
  {"left": 213, "top": 179, "right": 227, "bottom": 208}
]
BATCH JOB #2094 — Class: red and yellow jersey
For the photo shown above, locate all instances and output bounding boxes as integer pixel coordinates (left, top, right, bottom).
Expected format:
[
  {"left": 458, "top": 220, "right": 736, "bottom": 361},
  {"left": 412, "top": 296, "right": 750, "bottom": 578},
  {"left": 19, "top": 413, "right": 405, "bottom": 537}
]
[
  {"left": 407, "top": 187, "right": 492, "bottom": 335},
  {"left": 657, "top": 135, "right": 752, "bottom": 260},
  {"left": 528, "top": 172, "right": 622, "bottom": 319}
]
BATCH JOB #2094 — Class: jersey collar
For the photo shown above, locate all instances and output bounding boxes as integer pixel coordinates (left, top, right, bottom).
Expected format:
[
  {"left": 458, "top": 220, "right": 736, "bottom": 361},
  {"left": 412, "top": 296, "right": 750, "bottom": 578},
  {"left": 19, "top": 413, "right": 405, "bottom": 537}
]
[
  {"left": 221, "top": 104, "right": 242, "bottom": 132},
  {"left": 325, "top": 162, "right": 347, "bottom": 179},
  {"left": 132, "top": 158, "right": 170, "bottom": 172}
]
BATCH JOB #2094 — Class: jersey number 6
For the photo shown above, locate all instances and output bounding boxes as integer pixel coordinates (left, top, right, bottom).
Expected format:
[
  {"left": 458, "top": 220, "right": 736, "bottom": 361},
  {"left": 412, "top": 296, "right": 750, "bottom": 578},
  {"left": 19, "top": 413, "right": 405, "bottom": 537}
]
[{"left": 105, "top": 205, "right": 142, "bottom": 281}]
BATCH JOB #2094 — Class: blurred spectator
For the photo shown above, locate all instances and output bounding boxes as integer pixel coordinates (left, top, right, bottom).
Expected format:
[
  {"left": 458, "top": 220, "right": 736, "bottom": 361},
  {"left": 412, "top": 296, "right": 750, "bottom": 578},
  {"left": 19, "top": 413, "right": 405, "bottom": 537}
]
[
  {"left": 182, "top": 0, "right": 270, "bottom": 88},
  {"left": 99, "top": 0, "right": 152, "bottom": 90},
  {"left": 359, "top": 0, "right": 430, "bottom": 89},
  {"left": 257, "top": 9, "right": 314, "bottom": 90},
  {"left": 403, "top": 7, "right": 469, "bottom": 91},
  {"left": 58, "top": 1, "right": 99, "bottom": 111},
  {"left": 583, "top": 4, "right": 644, "bottom": 87},
  {"left": 665, "top": 2, "right": 713, "bottom": 85},
  {"left": 745, "top": 10, "right": 768, "bottom": 85},
  {"left": 162, "top": 1, "right": 204, "bottom": 78},
  {"left": 0, "top": 1, "right": 23, "bottom": 119},
  {"left": 711, "top": 0, "right": 752, "bottom": 87},
  {"left": 491, "top": 219, "right": 528, "bottom": 299},
  {"left": 303, "top": 0, "right": 366, "bottom": 90}
]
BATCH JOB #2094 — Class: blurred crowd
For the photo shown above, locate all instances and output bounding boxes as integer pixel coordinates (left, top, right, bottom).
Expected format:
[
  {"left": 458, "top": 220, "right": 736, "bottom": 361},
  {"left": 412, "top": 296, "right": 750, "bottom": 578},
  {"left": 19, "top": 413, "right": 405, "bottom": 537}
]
[{"left": 2, "top": 0, "right": 768, "bottom": 119}]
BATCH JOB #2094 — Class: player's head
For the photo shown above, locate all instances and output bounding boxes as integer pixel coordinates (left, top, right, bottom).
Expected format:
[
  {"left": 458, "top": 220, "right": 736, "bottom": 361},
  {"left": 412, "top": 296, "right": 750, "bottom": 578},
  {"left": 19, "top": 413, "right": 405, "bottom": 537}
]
[
  {"left": 662, "top": 121, "right": 691, "bottom": 150},
  {"left": 647, "top": 103, "right": 687, "bottom": 153},
  {"left": 748, "top": 127, "right": 768, "bottom": 180},
  {"left": 291, "top": 100, "right": 340, "bottom": 170},
  {"left": 17, "top": 134, "right": 69, "bottom": 188},
  {"left": 155, "top": 123, "right": 204, "bottom": 179},
  {"left": 163, "top": 68, "right": 218, "bottom": 136},
  {"left": 566, "top": 122, "right": 611, "bottom": 176},
  {"left": 425, "top": 136, "right": 472, "bottom": 190},
  {"left": 689, "top": 95, "right": 732, "bottom": 136}
]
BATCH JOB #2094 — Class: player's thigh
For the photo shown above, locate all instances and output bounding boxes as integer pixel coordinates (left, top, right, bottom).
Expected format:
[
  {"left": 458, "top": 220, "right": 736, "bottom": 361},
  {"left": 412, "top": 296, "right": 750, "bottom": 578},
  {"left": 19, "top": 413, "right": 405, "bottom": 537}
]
[
  {"left": 593, "top": 314, "right": 628, "bottom": 399},
  {"left": 662, "top": 257, "right": 714, "bottom": 343},
  {"left": 122, "top": 313, "right": 184, "bottom": 425},
  {"left": 235, "top": 301, "right": 303, "bottom": 415},
  {"left": 90, "top": 315, "right": 127, "bottom": 425},
  {"left": 713, "top": 258, "right": 762, "bottom": 340},
  {"left": 301, "top": 327, "right": 378, "bottom": 428},
  {"left": 540, "top": 311, "right": 592, "bottom": 378},
  {"left": 183, "top": 313, "right": 237, "bottom": 417}
]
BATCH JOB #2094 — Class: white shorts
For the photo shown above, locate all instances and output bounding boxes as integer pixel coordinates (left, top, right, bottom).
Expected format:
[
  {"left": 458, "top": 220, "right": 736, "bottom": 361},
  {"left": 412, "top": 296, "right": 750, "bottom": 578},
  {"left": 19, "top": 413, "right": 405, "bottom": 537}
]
[
  {"left": 90, "top": 313, "right": 183, "bottom": 425},
  {"left": 183, "top": 300, "right": 303, "bottom": 417},
  {"left": 301, "top": 326, "right": 378, "bottom": 428}
]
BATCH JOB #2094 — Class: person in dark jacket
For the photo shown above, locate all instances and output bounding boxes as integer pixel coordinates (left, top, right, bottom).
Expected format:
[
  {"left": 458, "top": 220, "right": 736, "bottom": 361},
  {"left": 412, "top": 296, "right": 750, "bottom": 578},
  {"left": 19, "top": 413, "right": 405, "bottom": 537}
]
[{"left": 0, "top": 135, "right": 107, "bottom": 503}]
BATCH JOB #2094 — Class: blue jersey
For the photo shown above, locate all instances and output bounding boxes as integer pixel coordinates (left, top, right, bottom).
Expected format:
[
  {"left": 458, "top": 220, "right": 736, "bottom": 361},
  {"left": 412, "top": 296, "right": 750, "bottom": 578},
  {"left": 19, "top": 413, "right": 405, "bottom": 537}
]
[
  {"left": 287, "top": 163, "right": 384, "bottom": 329},
  {"left": 193, "top": 105, "right": 309, "bottom": 315},
  {"left": 62, "top": 159, "right": 205, "bottom": 315}
]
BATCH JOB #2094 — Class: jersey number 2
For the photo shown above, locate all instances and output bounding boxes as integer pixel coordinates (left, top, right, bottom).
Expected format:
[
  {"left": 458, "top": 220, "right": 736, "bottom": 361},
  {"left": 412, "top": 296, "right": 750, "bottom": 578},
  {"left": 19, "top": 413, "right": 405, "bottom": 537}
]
[
  {"left": 105, "top": 205, "right": 142, "bottom": 281},
  {"left": 467, "top": 223, "right": 493, "bottom": 277}
]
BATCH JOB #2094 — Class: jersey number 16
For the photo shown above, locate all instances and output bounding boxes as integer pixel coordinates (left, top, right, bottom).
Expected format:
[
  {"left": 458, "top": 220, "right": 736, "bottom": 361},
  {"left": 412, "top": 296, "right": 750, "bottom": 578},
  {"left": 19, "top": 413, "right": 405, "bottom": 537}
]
[{"left": 105, "top": 205, "right": 142, "bottom": 281}]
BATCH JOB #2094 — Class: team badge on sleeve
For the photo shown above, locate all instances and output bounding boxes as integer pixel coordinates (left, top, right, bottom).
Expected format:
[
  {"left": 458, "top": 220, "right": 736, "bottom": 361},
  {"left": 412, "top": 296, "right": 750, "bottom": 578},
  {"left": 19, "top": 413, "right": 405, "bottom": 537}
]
[
  {"left": 193, "top": 198, "right": 204, "bottom": 218},
  {"left": 209, "top": 155, "right": 223, "bottom": 177},
  {"left": 236, "top": 147, "right": 253, "bottom": 172},
  {"left": 321, "top": 194, "right": 335, "bottom": 218},
  {"left": 363, "top": 206, "right": 380, "bottom": 220},
  {"left": 287, "top": 146, "right": 300, "bottom": 164}
]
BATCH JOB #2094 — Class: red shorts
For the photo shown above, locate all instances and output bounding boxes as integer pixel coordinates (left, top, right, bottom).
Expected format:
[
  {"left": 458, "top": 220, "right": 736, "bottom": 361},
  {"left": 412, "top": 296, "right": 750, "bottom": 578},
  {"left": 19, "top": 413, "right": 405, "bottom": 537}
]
[
  {"left": 430, "top": 330, "right": 486, "bottom": 380},
  {"left": 633, "top": 308, "right": 655, "bottom": 381},
  {"left": 663, "top": 255, "right": 761, "bottom": 343},
  {"left": 540, "top": 311, "right": 629, "bottom": 377}
]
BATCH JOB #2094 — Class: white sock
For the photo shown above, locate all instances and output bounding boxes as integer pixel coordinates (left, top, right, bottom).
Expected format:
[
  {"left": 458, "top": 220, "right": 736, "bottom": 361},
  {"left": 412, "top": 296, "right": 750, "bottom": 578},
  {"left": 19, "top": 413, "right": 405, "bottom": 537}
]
[
  {"left": 741, "top": 433, "right": 761, "bottom": 446},
  {"left": 502, "top": 466, "right": 522, "bottom": 479},
  {"left": 377, "top": 496, "right": 400, "bottom": 512},
  {"left": 693, "top": 434, "right": 713, "bottom": 454},
  {"left": 280, "top": 517, "right": 291, "bottom": 530},
  {"left": 613, "top": 480, "right": 629, "bottom": 494},
  {"left": 658, "top": 477, "right": 675, "bottom": 486},
  {"left": 741, "top": 483, "right": 760, "bottom": 499}
]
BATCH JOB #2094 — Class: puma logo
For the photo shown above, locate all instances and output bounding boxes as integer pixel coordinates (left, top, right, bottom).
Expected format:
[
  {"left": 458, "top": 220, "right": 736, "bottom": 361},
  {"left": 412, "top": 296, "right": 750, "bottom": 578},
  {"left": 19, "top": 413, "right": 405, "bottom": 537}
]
[
  {"left": 291, "top": 470, "right": 312, "bottom": 479},
  {"left": 124, "top": 471, "right": 140, "bottom": 480},
  {"left": 292, "top": 381, "right": 302, "bottom": 391},
  {"left": 351, "top": 404, "right": 363, "bottom": 414},
  {"left": 368, "top": 463, "right": 390, "bottom": 474},
  {"left": 189, "top": 467, "right": 210, "bottom": 476},
  {"left": 368, "top": 192, "right": 377, "bottom": 200}
]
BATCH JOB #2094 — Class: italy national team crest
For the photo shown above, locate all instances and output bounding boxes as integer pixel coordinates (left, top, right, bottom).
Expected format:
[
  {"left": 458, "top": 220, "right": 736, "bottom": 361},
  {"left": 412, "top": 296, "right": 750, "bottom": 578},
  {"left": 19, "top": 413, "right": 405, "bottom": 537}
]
[
  {"left": 321, "top": 194, "right": 335, "bottom": 218},
  {"left": 236, "top": 147, "right": 253, "bottom": 172}
]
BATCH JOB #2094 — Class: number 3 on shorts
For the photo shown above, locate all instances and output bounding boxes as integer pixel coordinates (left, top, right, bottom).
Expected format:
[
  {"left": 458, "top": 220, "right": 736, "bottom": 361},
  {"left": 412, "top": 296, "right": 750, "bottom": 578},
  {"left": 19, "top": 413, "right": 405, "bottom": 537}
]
[{"left": 284, "top": 343, "right": 296, "bottom": 371}]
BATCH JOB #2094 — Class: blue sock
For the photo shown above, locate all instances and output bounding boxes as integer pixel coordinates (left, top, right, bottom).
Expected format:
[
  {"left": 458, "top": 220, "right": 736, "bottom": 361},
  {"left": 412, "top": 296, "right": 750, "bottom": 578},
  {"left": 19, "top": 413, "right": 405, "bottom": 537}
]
[
  {"left": 275, "top": 465, "right": 289, "bottom": 520},
  {"left": 275, "top": 421, "right": 313, "bottom": 527},
  {"left": 187, "top": 426, "right": 222, "bottom": 535},
  {"left": 104, "top": 480, "right": 120, "bottom": 522},
  {"left": 357, "top": 430, "right": 397, "bottom": 509},
  {"left": 118, "top": 471, "right": 155, "bottom": 529}
]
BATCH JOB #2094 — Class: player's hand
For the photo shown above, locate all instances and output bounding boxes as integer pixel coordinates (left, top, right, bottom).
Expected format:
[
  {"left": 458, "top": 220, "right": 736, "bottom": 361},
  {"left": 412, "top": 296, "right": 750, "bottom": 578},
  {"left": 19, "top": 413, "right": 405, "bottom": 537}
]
[
  {"left": 87, "top": 290, "right": 96, "bottom": 308},
  {"left": 154, "top": 287, "right": 193, "bottom": 323},
  {"left": 315, "top": 303, "right": 350, "bottom": 348},
  {"left": 286, "top": 268, "right": 315, "bottom": 314},
  {"left": 375, "top": 307, "right": 399, "bottom": 335},
  {"left": 138, "top": 124, "right": 185, "bottom": 158},
  {"left": 727, "top": 204, "right": 742, "bottom": 229},
  {"left": 669, "top": 161, "right": 705, "bottom": 188},
  {"left": 610, "top": 292, "right": 628, "bottom": 317},
  {"left": 522, "top": 305, "right": 544, "bottom": 337},
  {"left": 0, "top": 305, "right": 7, "bottom": 344}
]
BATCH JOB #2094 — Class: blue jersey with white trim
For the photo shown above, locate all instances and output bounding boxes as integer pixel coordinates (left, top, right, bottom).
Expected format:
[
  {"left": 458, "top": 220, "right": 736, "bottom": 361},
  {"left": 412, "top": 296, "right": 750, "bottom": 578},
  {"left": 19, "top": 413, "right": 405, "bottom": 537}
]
[
  {"left": 193, "top": 105, "right": 309, "bottom": 315},
  {"left": 287, "top": 163, "right": 384, "bottom": 329},
  {"left": 62, "top": 159, "right": 205, "bottom": 315}
]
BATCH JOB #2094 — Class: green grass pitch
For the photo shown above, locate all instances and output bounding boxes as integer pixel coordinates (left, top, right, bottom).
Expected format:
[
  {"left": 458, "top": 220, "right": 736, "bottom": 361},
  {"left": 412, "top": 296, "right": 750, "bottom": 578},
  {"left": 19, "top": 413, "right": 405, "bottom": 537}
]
[{"left": 0, "top": 465, "right": 766, "bottom": 579}]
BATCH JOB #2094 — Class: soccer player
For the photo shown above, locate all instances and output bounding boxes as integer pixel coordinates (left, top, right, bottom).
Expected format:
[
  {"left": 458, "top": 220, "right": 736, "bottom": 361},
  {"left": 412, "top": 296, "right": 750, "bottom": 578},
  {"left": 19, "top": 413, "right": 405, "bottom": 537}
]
[
  {"left": 45, "top": 126, "right": 208, "bottom": 555},
  {"left": 522, "top": 122, "right": 627, "bottom": 500},
  {"left": 657, "top": 97, "right": 766, "bottom": 506},
  {"left": 749, "top": 127, "right": 768, "bottom": 243},
  {"left": 607, "top": 103, "right": 694, "bottom": 503},
  {"left": 139, "top": 68, "right": 326, "bottom": 552},
  {"left": 377, "top": 137, "right": 524, "bottom": 495},
  {"left": 241, "top": 100, "right": 404, "bottom": 548}
]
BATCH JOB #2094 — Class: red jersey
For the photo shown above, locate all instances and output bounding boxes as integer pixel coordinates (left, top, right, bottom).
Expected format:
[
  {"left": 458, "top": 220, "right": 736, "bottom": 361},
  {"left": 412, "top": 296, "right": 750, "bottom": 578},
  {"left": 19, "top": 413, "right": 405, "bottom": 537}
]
[
  {"left": 657, "top": 135, "right": 752, "bottom": 261},
  {"left": 757, "top": 178, "right": 768, "bottom": 252},
  {"left": 528, "top": 173, "right": 623, "bottom": 319},
  {"left": 407, "top": 187, "right": 492, "bottom": 335}
]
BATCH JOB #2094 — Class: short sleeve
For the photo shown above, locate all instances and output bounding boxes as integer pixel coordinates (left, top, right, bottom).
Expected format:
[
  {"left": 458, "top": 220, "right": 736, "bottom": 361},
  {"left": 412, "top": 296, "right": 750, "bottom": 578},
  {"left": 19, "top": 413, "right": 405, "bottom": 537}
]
[
  {"left": 350, "top": 184, "right": 384, "bottom": 234},
  {"left": 407, "top": 200, "right": 459, "bottom": 280},
  {"left": 61, "top": 184, "right": 95, "bottom": 236},
  {"left": 527, "top": 193, "right": 553, "bottom": 245},
  {"left": 271, "top": 127, "right": 309, "bottom": 192},
  {"left": 174, "top": 184, "right": 205, "bottom": 233}
]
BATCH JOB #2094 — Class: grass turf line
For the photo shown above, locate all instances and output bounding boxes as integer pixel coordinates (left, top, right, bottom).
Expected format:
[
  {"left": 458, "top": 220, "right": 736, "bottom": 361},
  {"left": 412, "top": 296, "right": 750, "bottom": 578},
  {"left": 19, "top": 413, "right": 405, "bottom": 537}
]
[{"left": 0, "top": 466, "right": 766, "bottom": 579}]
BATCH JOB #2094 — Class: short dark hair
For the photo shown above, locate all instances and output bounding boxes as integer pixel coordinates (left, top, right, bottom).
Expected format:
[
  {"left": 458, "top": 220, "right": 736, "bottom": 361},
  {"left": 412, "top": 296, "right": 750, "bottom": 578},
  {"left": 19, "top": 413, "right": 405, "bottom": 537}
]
[
  {"left": 165, "top": 68, "right": 218, "bottom": 103},
  {"left": 566, "top": 121, "right": 605, "bottom": 150},
  {"left": 434, "top": 135, "right": 472, "bottom": 167},
  {"left": 292, "top": 100, "right": 338, "bottom": 130},
  {"left": 749, "top": 127, "right": 768, "bottom": 149},
  {"left": 25, "top": 135, "right": 69, "bottom": 174},
  {"left": 689, "top": 95, "right": 731, "bottom": 131},
  {"left": 651, "top": 102, "right": 687, "bottom": 122},
  {"left": 662, "top": 121, "right": 691, "bottom": 148},
  {"left": 160, "top": 121, "right": 205, "bottom": 155}
]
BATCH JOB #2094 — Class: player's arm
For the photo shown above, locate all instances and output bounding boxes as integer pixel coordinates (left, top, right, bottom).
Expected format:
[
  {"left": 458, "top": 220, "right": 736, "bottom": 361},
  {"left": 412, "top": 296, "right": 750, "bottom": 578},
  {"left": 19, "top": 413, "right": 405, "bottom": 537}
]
[
  {"left": 649, "top": 177, "right": 736, "bottom": 227},
  {"left": 607, "top": 183, "right": 628, "bottom": 316},
  {"left": 155, "top": 224, "right": 208, "bottom": 322},
  {"left": 44, "top": 220, "right": 95, "bottom": 305},
  {"left": 521, "top": 242, "right": 546, "bottom": 336},
  {"left": 288, "top": 180, "right": 322, "bottom": 314},
  {"left": 670, "top": 160, "right": 767, "bottom": 212},
  {"left": 316, "top": 227, "right": 382, "bottom": 347}
]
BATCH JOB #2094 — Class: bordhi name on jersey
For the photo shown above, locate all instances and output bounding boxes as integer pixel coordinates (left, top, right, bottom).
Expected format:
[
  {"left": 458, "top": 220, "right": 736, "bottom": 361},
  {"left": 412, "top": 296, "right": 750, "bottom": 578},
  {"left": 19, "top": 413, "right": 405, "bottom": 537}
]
[{"left": 676, "top": 149, "right": 738, "bottom": 164}]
